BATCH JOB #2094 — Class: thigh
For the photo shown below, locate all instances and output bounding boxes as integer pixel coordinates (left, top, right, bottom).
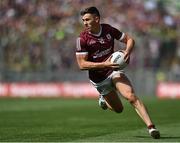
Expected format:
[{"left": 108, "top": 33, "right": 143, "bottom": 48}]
[
  {"left": 103, "top": 90, "right": 123, "bottom": 112},
  {"left": 112, "top": 73, "right": 136, "bottom": 100},
  {"left": 90, "top": 77, "right": 114, "bottom": 96}
]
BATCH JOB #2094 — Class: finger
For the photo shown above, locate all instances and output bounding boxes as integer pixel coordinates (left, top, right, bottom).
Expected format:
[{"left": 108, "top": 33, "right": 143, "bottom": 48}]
[
  {"left": 125, "top": 57, "right": 130, "bottom": 64},
  {"left": 111, "top": 63, "right": 119, "bottom": 66},
  {"left": 107, "top": 55, "right": 113, "bottom": 61},
  {"left": 111, "top": 67, "right": 119, "bottom": 70},
  {"left": 111, "top": 65, "right": 120, "bottom": 68}
]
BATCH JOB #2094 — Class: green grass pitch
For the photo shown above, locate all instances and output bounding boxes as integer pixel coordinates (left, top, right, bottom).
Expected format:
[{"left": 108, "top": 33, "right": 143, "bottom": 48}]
[{"left": 0, "top": 97, "right": 180, "bottom": 142}]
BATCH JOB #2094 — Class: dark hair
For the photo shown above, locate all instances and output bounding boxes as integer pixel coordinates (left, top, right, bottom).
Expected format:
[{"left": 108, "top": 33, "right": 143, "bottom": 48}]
[{"left": 80, "top": 6, "right": 100, "bottom": 17}]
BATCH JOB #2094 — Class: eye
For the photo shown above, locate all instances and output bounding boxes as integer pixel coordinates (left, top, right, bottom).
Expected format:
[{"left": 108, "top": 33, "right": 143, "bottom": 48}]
[{"left": 82, "top": 18, "right": 87, "bottom": 22}]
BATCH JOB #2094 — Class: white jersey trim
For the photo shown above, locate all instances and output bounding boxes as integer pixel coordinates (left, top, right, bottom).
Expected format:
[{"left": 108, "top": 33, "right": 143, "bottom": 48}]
[
  {"left": 76, "top": 37, "right": 81, "bottom": 51},
  {"left": 119, "top": 33, "right": 125, "bottom": 41},
  {"left": 76, "top": 52, "right": 88, "bottom": 55},
  {"left": 89, "top": 25, "right": 102, "bottom": 37}
]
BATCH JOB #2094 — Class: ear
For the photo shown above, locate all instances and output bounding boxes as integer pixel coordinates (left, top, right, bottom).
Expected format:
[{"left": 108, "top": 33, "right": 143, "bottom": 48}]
[{"left": 95, "top": 16, "right": 100, "bottom": 23}]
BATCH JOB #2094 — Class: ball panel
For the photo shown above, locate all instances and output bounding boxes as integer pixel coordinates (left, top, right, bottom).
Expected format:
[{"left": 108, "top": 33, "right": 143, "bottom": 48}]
[{"left": 110, "top": 51, "right": 127, "bottom": 69}]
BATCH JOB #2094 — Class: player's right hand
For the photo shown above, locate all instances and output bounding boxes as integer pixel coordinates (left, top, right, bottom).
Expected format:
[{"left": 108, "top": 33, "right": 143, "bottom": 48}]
[{"left": 104, "top": 57, "right": 119, "bottom": 69}]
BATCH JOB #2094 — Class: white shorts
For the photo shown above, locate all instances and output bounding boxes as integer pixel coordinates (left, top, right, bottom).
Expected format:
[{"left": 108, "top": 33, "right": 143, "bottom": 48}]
[{"left": 90, "top": 70, "right": 124, "bottom": 96}]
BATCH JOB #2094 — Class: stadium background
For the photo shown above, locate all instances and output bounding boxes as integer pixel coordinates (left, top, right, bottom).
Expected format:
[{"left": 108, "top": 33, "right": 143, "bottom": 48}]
[
  {"left": 0, "top": 0, "right": 180, "bottom": 142},
  {"left": 0, "top": 0, "right": 179, "bottom": 97}
]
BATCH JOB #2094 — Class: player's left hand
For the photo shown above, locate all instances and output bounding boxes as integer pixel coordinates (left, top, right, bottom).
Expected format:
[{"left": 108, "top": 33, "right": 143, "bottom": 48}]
[{"left": 119, "top": 50, "right": 130, "bottom": 64}]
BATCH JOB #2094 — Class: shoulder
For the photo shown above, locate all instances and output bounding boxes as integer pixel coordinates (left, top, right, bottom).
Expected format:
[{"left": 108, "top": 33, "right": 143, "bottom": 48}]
[
  {"left": 101, "top": 23, "right": 112, "bottom": 29},
  {"left": 79, "top": 30, "right": 89, "bottom": 39},
  {"left": 101, "top": 24, "right": 123, "bottom": 39},
  {"left": 77, "top": 30, "right": 89, "bottom": 45},
  {"left": 101, "top": 23, "right": 120, "bottom": 33}
]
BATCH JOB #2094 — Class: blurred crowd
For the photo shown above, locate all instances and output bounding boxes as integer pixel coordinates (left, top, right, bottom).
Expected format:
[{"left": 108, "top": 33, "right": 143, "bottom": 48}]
[{"left": 0, "top": 0, "right": 179, "bottom": 79}]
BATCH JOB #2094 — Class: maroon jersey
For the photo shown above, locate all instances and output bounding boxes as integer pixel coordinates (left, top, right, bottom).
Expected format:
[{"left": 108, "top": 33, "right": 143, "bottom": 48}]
[{"left": 76, "top": 24, "right": 124, "bottom": 83}]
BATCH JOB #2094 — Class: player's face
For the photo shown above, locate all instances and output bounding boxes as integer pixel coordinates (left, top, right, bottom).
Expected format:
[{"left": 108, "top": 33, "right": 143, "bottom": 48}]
[{"left": 82, "top": 13, "right": 100, "bottom": 33}]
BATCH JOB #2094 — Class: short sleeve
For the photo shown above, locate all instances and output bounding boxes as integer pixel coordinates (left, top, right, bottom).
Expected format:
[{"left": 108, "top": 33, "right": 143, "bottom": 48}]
[
  {"left": 76, "top": 37, "right": 88, "bottom": 55},
  {"left": 110, "top": 26, "right": 125, "bottom": 41}
]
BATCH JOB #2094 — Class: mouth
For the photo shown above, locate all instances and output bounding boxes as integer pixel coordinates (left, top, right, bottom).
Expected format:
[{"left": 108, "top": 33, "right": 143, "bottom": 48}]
[
  {"left": 85, "top": 25, "right": 91, "bottom": 29},
  {"left": 85, "top": 27, "right": 90, "bottom": 30}
]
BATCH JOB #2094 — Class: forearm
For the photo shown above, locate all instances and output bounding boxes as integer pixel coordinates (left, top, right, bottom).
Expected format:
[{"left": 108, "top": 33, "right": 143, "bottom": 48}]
[
  {"left": 79, "top": 61, "right": 106, "bottom": 70},
  {"left": 125, "top": 38, "right": 135, "bottom": 54}
]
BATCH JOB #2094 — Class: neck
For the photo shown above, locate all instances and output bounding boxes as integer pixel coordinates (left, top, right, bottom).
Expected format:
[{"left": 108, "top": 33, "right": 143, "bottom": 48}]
[{"left": 91, "top": 24, "right": 101, "bottom": 34}]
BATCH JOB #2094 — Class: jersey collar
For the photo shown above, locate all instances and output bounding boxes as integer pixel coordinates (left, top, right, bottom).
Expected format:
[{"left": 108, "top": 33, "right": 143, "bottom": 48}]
[{"left": 89, "top": 25, "right": 102, "bottom": 37}]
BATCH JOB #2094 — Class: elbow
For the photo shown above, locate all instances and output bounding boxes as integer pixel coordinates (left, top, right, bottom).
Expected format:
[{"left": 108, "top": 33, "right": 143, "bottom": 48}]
[
  {"left": 132, "top": 39, "right": 135, "bottom": 47},
  {"left": 79, "top": 67, "right": 86, "bottom": 70},
  {"left": 79, "top": 64, "right": 88, "bottom": 70},
  {"left": 130, "top": 38, "right": 135, "bottom": 50},
  {"left": 129, "top": 37, "right": 135, "bottom": 47}
]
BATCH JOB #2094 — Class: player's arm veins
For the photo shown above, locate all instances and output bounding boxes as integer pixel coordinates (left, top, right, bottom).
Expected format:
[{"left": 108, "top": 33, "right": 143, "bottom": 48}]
[
  {"left": 121, "top": 34, "right": 135, "bottom": 53},
  {"left": 76, "top": 54, "right": 106, "bottom": 70}
]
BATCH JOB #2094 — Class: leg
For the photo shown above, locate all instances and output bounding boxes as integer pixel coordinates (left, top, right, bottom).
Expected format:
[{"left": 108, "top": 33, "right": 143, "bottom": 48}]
[
  {"left": 103, "top": 90, "right": 123, "bottom": 113},
  {"left": 112, "top": 73, "right": 154, "bottom": 126},
  {"left": 90, "top": 73, "right": 123, "bottom": 113},
  {"left": 112, "top": 73, "right": 160, "bottom": 139}
]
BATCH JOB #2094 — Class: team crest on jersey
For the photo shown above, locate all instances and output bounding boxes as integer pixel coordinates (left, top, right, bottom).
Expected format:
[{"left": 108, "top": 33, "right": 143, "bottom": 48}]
[
  {"left": 98, "top": 38, "right": 105, "bottom": 44},
  {"left": 106, "top": 34, "right": 112, "bottom": 40},
  {"left": 89, "top": 39, "right": 96, "bottom": 45}
]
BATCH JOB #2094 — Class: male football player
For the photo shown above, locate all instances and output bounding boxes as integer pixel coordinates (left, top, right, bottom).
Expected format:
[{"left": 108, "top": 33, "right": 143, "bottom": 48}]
[{"left": 75, "top": 6, "right": 160, "bottom": 139}]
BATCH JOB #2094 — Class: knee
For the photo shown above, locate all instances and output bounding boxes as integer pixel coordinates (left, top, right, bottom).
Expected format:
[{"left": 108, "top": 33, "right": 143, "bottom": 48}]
[
  {"left": 114, "top": 106, "right": 124, "bottom": 113},
  {"left": 127, "top": 94, "right": 138, "bottom": 104}
]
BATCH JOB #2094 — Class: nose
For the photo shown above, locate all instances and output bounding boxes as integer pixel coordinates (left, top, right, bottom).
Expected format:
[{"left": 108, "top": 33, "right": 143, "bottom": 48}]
[{"left": 83, "top": 21, "right": 88, "bottom": 26}]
